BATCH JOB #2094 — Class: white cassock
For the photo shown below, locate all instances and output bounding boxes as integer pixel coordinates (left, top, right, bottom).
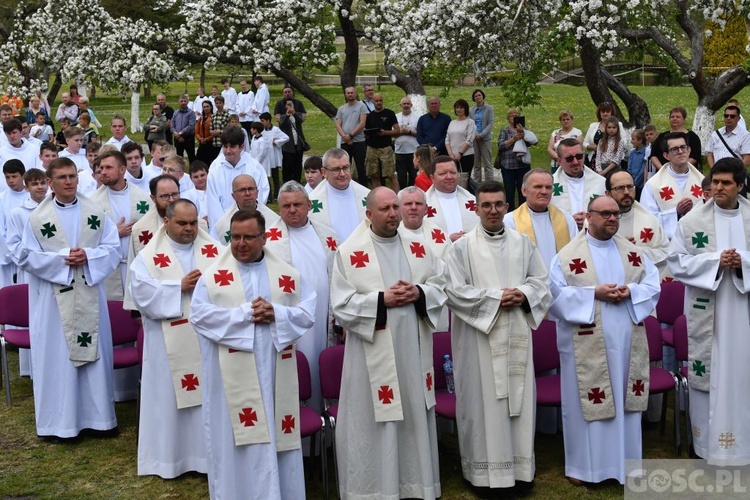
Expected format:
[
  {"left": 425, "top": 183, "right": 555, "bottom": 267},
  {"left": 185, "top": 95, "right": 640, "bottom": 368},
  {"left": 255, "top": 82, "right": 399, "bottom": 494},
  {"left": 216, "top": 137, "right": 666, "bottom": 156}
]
[
  {"left": 445, "top": 228, "right": 550, "bottom": 488},
  {"left": 206, "top": 152, "right": 270, "bottom": 228},
  {"left": 129, "top": 239, "right": 207, "bottom": 478},
  {"left": 331, "top": 232, "right": 446, "bottom": 499},
  {"left": 549, "top": 233, "right": 660, "bottom": 483},
  {"left": 18, "top": 201, "right": 121, "bottom": 437},
  {"left": 668, "top": 204, "right": 750, "bottom": 465},
  {"left": 6, "top": 197, "right": 37, "bottom": 377},
  {"left": 285, "top": 223, "right": 330, "bottom": 410},
  {"left": 0, "top": 188, "right": 28, "bottom": 287},
  {"left": 189, "top": 258, "right": 316, "bottom": 500}
]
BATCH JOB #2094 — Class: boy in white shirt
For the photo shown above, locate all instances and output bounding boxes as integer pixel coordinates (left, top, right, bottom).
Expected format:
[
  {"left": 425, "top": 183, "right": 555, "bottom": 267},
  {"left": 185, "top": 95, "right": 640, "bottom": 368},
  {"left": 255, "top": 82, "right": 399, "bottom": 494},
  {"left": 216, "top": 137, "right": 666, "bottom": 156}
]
[{"left": 29, "top": 112, "right": 53, "bottom": 142}]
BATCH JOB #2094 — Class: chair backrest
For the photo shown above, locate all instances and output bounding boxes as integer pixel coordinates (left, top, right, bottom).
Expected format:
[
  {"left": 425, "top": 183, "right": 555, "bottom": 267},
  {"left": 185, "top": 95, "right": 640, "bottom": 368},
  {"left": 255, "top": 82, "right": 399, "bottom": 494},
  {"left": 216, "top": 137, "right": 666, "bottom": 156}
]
[
  {"left": 432, "top": 331, "right": 452, "bottom": 390},
  {"left": 531, "top": 320, "right": 560, "bottom": 373},
  {"left": 672, "top": 314, "right": 688, "bottom": 362},
  {"left": 296, "top": 350, "right": 312, "bottom": 401},
  {"left": 137, "top": 327, "right": 144, "bottom": 365},
  {"left": 319, "top": 344, "right": 345, "bottom": 400},
  {"left": 0, "top": 284, "right": 29, "bottom": 328},
  {"left": 656, "top": 281, "right": 685, "bottom": 325},
  {"left": 107, "top": 300, "right": 140, "bottom": 346},
  {"left": 644, "top": 315, "right": 663, "bottom": 363}
]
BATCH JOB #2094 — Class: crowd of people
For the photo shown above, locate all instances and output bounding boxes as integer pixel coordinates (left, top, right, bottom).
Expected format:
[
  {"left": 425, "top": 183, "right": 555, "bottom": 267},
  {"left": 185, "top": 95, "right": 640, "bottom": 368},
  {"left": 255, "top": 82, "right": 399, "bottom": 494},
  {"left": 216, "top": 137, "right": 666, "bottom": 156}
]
[{"left": 1, "top": 80, "right": 750, "bottom": 500}]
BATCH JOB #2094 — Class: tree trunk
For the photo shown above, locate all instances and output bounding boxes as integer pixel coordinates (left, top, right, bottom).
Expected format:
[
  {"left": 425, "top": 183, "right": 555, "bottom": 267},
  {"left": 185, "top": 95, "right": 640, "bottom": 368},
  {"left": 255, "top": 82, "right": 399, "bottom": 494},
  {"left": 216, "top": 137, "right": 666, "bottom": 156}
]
[
  {"left": 692, "top": 103, "right": 716, "bottom": 150},
  {"left": 47, "top": 72, "right": 63, "bottom": 106},
  {"left": 338, "top": 0, "right": 359, "bottom": 91},
  {"left": 200, "top": 66, "right": 206, "bottom": 89},
  {"left": 602, "top": 69, "right": 651, "bottom": 129},
  {"left": 130, "top": 87, "right": 141, "bottom": 133}
]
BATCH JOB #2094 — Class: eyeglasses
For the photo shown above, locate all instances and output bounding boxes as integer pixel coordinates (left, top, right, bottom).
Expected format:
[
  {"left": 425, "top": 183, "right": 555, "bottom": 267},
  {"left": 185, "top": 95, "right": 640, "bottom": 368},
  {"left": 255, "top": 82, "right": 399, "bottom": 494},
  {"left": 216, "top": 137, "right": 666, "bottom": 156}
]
[
  {"left": 479, "top": 201, "right": 507, "bottom": 211},
  {"left": 724, "top": 114, "right": 738, "bottom": 119},
  {"left": 667, "top": 145, "right": 689, "bottom": 154},
  {"left": 230, "top": 233, "right": 264, "bottom": 242},
  {"left": 610, "top": 184, "right": 635, "bottom": 193},
  {"left": 155, "top": 192, "right": 180, "bottom": 201},
  {"left": 324, "top": 165, "right": 351, "bottom": 175},
  {"left": 562, "top": 153, "right": 585, "bottom": 163},
  {"left": 233, "top": 187, "right": 257, "bottom": 195},
  {"left": 589, "top": 209, "right": 622, "bottom": 219}
]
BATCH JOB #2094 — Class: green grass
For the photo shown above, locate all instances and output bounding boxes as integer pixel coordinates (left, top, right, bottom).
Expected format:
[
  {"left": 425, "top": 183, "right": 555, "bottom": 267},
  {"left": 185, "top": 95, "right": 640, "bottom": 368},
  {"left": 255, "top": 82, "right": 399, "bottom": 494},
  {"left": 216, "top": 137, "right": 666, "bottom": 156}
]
[
  {"left": 85, "top": 82, "right": 750, "bottom": 167},
  {"left": 0, "top": 346, "right": 684, "bottom": 499}
]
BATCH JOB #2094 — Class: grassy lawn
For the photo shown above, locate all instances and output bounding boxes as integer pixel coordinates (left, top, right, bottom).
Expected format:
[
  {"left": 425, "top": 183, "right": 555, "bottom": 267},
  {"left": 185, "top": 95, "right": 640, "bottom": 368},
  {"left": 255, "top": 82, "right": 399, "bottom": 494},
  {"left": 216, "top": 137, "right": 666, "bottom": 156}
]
[
  {"left": 87, "top": 82, "right": 749, "bottom": 168},
  {"left": 1, "top": 346, "right": 683, "bottom": 499}
]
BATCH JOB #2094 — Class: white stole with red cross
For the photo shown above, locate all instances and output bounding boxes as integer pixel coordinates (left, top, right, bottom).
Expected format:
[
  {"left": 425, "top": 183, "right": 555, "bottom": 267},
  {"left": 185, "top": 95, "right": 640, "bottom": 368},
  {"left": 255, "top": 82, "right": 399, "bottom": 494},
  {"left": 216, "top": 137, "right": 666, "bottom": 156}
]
[
  {"left": 558, "top": 231, "right": 650, "bottom": 421},
  {"left": 647, "top": 163, "right": 703, "bottom": 213},
  {"left": 30, "top": 195, "right": 105, "bottom": 367},
  {"left": 423, "top": 185, "right": 479, "bottom": 234},
  {"left": 91, "top": 183, "right": 152, "bottom": 300},
  {"left": 140, "top": 226, "right": 221, "bottom": 408},
  {"left": 204, "top": 247, "right": 300, "bottom": 450},
  {"left": 619, "top": 201, "right": 673, "bottom": 282},
  {"left": 338, "top": 221, "right": 436, "bottom": 422},
  {"left": 214, "top": 203, "right": 280, "bottom": 245}
]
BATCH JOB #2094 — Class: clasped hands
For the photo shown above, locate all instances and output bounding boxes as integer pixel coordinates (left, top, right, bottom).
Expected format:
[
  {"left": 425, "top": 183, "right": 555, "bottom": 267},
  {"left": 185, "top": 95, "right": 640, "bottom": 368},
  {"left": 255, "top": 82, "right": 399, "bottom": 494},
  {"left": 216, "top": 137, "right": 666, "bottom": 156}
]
[
  {"left": 501, "top": 287, "right": 527, "bottom": 308},
  {"left": 65, "top": 247, "right": 88, "bottom": 266},
  {"left": 249, "top": 296, "right": 275, "bottom": 323},
  {"left": 720, "top": 248, "right": 742, "bottom": 269},
  {"left": 594, "top": 283, "right": 631, "bottom": 303},
  {"left": 384, "top": 280, "right": 420, "bottom": 307}
]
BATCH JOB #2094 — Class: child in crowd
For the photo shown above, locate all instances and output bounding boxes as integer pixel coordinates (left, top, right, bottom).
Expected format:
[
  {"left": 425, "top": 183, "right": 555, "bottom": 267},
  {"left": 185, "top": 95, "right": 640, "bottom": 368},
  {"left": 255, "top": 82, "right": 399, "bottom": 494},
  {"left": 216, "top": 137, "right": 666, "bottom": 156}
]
[
  {"left": 627, "top": 129, "right": 648, "bottom": 201},
  {"left": 86, "top": 141, "right": 101, "bottom": 174},
  {"left": 229, "top": 114, "right": 251, "bottom": 152},
  {"left": 55, "top": 118, "right": 70, "bottom": 151},
  {"left": 303, "top": 156, "right": 324, "bottom": 194},
  {"left": 189, "top": 160, "right": 209, "bottom": 221},
  {"left": 260, "top": 112, "right": 288, "bottom": 201},
  {"left": 595, "top": 116, "right": 626, "bottom": 176},
  {"left": 643, "top": 124, "right": 658, "bottom": 182},
  {"left": 30, "top": 112, "right": 53, "bottom": 142},
  {"left": 78, "top": 113, "right": 98, "bottom": 149},
  {"left": 59, "top": 126, "right": 96, "bottom": 194},
  {"left": 701, "top": 175, "right": 712, "bottom": 203},
  {"left": 39, "top": 141, "right": 59, "bottom": 172},
  {"left": 413, "top": 144, "right": 435, "bottom": 192},
  {"left": 249, "top": 122, "right": 273, "bottom": 201}
]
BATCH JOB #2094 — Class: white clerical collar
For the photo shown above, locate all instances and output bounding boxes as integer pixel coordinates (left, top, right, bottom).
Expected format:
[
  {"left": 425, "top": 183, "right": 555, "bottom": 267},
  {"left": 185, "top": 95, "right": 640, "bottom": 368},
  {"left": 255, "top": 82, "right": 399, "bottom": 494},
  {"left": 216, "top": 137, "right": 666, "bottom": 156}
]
[
  {"left": 435, "top": 189, "right": 457, "bottom": 200},
  {"left": 667, "top": 165, "right": 689, "bottom": 177},
  {"left": 586, "top": 231, "right": 614, "bottom": 248},
  {"left": 239, "top": 253, "right": 265, "bottom": 268},
  {"left": 482, "top": 225, "right": 505, "bottom": 238},
  {"left": 54, "top": 197, "right": 78, "bottom": 208}
]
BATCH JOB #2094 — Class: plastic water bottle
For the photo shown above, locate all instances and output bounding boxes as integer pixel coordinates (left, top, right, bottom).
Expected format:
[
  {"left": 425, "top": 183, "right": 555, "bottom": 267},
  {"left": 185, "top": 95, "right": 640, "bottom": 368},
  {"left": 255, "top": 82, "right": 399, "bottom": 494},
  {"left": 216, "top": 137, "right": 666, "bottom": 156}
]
[{"left": 443, "top": 354, "right": 455, "bottom": 394}]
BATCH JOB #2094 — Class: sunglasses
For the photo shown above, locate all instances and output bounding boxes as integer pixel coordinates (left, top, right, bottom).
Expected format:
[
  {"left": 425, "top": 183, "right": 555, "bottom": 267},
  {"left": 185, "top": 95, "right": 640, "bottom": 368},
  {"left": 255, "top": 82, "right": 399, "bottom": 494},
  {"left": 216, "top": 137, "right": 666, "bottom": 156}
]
[{"left": 563, "top": 153, "right": 585, "bottom": 163}]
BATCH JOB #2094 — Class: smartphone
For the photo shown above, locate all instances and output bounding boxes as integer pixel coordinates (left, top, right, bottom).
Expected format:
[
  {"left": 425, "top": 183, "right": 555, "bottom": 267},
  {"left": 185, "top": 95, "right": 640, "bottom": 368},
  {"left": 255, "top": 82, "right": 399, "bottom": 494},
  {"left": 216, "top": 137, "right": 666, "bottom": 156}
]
[{"left": 513, "top": 116, "right": 525, "bottom": 127}]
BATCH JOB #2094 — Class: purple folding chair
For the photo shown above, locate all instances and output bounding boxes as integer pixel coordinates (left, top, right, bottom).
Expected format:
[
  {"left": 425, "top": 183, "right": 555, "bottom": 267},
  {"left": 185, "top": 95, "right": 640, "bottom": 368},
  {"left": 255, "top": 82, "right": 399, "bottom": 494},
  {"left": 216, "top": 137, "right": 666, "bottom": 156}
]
[
  {"left": 645, "top": 315, "right": 681, "bottom": 452},
  {"left": 655, "top": 281, "right": 685, "bottom": 346},
  {"left": 672, "top": 314, "right": 691, "bottom": 454},
  {"left": 531, "top": 319, "right": 561, "bottom": 407},
  {"left": 107, "top": 301, "right": 140, "bottom": 370},
  {"left": 0, "top": 284, "right": 30, "bottom": 405},
  {"left": 297, "top": 350, "right": 328, "bottom": 498},
  {"left": 432, "top": 331, "right": 456, "bottom": 421},
  {"left": 319, "top": 344, "right": 344, "bottom": 498}
]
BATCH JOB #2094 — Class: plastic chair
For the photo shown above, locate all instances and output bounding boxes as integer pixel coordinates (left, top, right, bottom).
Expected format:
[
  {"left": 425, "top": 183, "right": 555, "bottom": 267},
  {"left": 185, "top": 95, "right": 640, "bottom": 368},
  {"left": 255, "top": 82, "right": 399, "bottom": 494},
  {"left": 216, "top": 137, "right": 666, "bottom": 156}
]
[
  {"left": 297, "top": 350, "right": 328, "bottom": 498},
  {"left": 319, "top": 344, "right": 344, "bottom": 498},
  {"left": 107, "top": 301, "right": 140, "bottom": 370},
  {"left": 645, "top": 316, "right": 680, "bottom": 451},
  {"left": 432, "top": 331, "right": 456, "bottom": 421},
  {"left": 0, "top": 284, "right": 30, "bottom": 405},
  {"left": 672, "top": 314, "right": 691, "bottom": 454},
  {"left": 531, "top": 319, "right": 561, "bottom": 407},
  {"left": 655, "top": 281, "right": 685, "bottom": 346}
]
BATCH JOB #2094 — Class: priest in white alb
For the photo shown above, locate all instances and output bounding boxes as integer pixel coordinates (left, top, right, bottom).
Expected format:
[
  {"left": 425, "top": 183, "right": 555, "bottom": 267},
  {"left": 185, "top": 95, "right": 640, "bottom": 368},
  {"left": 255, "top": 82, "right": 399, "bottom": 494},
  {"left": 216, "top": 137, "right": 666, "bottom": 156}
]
[
  {"left": 445, "top": 181, "right": 550, "bottom": 491},
  {"left": 265, "top": 181, "right": 338, "bottom": 410},
  {"left": 331, "top": 187, "right": 447, "bottom": 499},
  {"left": 668, "top": 157, "right": 750, "bottom": 465},
  {"left": 129, "top": 199, "right": 220, "bottom": 478},
  {"left": 18, "top": 158, "right": 121, "bottom": 440},
  {"left": 189, "top": 209, "right": 316, "bottom": 499},
  {"left": 211, "top": 174, "right": 279, "bottom": 245},
  {"left": 549, "top": 195, "right": 660, "bottom": 484},
  {"left": 423, "top": 156, "right": 479, "bottom": 242},
  {"left": 308, "top": 148, "right": 370, "bottom": 242},
  {"left": 550, "top": 138, "right": 606, "bottom": 230}
]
